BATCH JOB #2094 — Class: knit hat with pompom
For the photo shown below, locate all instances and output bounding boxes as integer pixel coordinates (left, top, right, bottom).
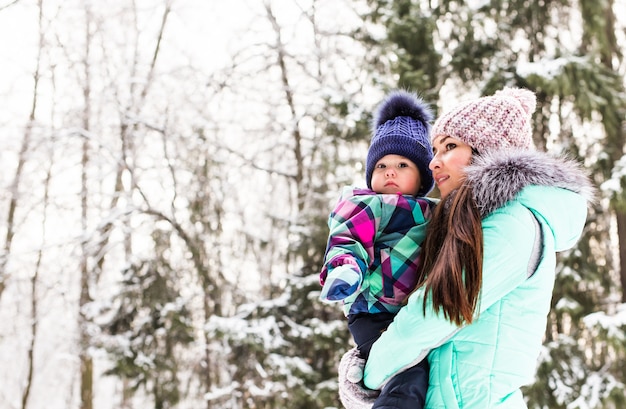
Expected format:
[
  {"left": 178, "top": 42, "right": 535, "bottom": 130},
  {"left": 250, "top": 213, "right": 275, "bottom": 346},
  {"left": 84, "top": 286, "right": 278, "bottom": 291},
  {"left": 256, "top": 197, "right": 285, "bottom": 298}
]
[
  {"left": 431, "top": 87, "right": 537, "bottom": 153},
  {"left": 366, "top": 90, "right": 434, "bottom": 196}
]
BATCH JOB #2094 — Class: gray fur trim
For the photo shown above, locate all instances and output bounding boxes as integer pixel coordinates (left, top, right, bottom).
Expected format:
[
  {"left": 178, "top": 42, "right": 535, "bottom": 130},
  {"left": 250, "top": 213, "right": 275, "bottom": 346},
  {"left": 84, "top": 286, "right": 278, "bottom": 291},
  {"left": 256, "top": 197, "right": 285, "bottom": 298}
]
[{"left": 464, "top": 149, "right": 595, "bottom": 217}]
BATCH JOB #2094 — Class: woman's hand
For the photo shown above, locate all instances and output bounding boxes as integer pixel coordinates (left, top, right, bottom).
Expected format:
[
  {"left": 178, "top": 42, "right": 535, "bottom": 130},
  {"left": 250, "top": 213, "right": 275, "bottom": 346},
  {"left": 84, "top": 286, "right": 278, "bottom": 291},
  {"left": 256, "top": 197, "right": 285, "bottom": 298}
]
[{"left": 338, "top": 348, "right": 378, "bottom": 409}]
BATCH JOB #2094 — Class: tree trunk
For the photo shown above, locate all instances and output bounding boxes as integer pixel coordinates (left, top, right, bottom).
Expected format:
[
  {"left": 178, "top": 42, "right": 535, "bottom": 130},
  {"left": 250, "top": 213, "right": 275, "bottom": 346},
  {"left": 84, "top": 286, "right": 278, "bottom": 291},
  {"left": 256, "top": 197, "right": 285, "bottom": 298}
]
[
  {"left": 0, "top": 0, "right": 45, "bottom": 301},
  {"left": 20, "top": 157, "right": 52, "bottom": 409},
  {"left": 616, "top": 208, "right": 626, "bottom": 302},
  {"left": 79, "top": 4, "right": 94, "bottom": 408}
]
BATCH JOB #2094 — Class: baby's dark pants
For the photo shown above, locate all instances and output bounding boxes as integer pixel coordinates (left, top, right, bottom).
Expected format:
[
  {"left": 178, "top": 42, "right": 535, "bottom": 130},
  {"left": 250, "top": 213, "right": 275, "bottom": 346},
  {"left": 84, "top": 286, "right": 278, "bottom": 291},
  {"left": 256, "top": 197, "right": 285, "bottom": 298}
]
[{"left": 348, "top": 313, "right": 429, "bottom": 409}]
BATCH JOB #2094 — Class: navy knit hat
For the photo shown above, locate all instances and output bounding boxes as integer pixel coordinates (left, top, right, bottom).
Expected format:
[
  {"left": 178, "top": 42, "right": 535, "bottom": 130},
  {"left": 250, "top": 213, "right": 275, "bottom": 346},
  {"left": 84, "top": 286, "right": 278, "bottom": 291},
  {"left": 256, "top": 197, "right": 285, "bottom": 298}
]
[{"left": 366, "top": 90, "right": 434, "bottom": 196}]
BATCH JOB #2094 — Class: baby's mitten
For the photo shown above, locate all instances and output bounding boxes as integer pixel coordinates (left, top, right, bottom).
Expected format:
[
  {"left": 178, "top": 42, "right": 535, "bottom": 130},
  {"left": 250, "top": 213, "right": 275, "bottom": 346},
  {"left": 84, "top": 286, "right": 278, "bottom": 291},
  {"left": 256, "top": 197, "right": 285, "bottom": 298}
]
[{"left": 320, "top": 265, "right": 362, "bottom": 301}]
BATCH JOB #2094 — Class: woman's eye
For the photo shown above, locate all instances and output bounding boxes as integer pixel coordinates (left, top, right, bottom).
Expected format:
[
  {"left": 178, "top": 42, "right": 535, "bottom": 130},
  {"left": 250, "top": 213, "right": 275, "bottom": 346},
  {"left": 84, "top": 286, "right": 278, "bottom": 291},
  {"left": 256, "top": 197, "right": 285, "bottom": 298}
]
[{"left": 446, "top": 143, "right": 457, "bottom": 151}]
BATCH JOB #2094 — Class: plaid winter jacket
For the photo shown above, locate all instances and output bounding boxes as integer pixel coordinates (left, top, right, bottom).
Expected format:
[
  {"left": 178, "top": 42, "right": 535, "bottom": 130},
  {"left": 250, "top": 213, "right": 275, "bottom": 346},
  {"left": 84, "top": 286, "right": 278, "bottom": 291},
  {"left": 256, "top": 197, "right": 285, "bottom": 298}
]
[{"left": 319, "top": 186, "right": 437, "bottom": 316}]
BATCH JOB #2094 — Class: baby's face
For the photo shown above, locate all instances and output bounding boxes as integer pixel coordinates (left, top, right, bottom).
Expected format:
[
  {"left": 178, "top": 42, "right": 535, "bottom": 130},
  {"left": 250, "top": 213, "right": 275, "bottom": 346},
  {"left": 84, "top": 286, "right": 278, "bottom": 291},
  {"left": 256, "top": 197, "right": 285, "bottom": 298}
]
[{"left": 370, "top": 154, "right": 421, "bottom": 196}]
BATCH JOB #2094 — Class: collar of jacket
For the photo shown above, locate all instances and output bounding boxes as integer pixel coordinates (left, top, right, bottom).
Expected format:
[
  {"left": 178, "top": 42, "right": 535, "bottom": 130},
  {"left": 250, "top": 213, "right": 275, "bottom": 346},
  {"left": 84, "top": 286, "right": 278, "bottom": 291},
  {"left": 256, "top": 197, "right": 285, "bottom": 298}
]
[{"left": 462, "top": 149, "right": 595, "bottom": 218}]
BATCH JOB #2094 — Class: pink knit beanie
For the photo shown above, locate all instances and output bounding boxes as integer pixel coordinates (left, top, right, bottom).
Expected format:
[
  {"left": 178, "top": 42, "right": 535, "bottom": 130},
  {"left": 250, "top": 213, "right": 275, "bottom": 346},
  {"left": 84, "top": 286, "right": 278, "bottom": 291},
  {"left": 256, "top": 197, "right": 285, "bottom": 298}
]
[{"left": 431, "top": 87, "right": 537, "bottom": 153}]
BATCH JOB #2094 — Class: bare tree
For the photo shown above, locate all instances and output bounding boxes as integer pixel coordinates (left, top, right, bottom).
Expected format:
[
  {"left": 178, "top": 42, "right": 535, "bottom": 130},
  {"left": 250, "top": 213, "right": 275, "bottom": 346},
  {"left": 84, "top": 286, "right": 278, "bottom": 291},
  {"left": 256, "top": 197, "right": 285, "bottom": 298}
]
[
  {"left": 78, "top": 3, "right": 96, "bottom": 407},
  {"left": 0, "top": 0, "right": 44, "bottom": 301},
  {"left": 0, "top": 0, "right": 375, "bottom": 407},
  {"left": 20, "top": 142, "right": 54, "bottom": 409}
]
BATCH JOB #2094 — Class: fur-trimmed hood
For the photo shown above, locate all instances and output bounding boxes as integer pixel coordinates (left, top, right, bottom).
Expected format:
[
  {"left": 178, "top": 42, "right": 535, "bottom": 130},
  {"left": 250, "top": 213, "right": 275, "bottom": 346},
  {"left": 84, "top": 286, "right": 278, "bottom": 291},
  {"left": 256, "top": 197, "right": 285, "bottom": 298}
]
[{"left": 464, "top": 149, "right": 595, "bottom": 217}]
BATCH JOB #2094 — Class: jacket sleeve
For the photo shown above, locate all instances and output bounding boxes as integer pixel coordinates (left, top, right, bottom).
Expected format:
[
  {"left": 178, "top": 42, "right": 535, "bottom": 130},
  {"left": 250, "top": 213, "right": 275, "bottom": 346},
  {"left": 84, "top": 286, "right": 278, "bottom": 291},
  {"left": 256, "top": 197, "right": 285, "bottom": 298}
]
[
  {"left": 319, "top": 192, "right": 381, "bottom": 299},
  {"left": 363, "top": 203, "right": 537, "bottom": 389}
]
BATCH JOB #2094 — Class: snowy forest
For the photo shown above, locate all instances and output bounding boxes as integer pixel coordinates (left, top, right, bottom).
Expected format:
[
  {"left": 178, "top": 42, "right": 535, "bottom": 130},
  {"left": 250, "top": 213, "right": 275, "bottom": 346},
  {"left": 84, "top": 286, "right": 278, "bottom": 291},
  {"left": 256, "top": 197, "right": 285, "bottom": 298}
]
[{"left": 0, "top": 0, "right": 625, "bottom": 408}]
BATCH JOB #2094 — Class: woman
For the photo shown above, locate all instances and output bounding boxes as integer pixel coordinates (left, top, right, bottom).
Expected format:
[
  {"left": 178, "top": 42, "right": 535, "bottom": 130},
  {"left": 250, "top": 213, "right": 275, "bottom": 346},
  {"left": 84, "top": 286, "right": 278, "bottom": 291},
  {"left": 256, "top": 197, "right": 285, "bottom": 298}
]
[{"left": 338, "top": 87, "right": 594, "bottom": 408}]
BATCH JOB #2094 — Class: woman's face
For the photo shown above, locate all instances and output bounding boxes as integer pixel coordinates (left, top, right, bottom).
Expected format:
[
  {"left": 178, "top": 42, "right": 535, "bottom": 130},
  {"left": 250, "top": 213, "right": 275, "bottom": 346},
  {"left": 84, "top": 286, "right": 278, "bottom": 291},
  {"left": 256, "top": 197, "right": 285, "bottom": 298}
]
[{"left": 429, "top": 135, "right": 473, "bottom": 198}]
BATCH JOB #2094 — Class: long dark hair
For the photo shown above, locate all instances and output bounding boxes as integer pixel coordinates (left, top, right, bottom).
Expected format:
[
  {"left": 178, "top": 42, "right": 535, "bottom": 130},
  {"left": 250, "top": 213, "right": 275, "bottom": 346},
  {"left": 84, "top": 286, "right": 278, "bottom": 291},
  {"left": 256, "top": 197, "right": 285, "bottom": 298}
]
[{"left": 415, "top": 182, "right": 484, "bottom": 326}]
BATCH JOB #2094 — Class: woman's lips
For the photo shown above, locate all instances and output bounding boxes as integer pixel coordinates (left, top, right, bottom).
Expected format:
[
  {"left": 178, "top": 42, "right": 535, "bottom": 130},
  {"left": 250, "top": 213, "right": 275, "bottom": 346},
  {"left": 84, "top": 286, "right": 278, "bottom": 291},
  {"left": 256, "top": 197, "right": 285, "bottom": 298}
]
[{"left": 435, "top": 175, "right": 449, "bottom": 185}]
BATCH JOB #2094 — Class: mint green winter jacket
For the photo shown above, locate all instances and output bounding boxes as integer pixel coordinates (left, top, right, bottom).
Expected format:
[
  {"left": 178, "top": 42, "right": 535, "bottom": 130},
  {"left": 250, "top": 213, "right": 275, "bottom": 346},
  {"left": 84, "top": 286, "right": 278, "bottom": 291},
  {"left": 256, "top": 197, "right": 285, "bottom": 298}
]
[{"left": 363, "top": 150, "right": 594, "bottom": 408}]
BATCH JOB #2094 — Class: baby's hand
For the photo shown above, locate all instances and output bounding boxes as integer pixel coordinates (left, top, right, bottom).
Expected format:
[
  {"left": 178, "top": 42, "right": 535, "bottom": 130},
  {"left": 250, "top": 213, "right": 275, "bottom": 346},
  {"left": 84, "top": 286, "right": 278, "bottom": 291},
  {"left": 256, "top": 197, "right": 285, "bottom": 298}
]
[{"left": 319, "top": 265, "right": 362, "bottom": 301}]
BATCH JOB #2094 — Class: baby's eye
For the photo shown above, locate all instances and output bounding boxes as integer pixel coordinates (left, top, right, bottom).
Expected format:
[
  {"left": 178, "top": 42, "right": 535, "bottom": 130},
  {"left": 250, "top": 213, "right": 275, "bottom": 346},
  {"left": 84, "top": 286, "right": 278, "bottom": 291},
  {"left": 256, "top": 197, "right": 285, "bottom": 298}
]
[{"left": 398, "top": 162, "right": 409, "bottom": 168}]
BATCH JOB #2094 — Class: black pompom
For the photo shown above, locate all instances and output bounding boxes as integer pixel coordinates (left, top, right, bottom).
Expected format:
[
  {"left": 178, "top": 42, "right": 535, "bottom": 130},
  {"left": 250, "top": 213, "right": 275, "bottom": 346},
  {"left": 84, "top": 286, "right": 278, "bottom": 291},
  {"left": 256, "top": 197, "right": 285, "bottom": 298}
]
[{"left": 373, "top": 90, "right": 433, "bottom": 130}]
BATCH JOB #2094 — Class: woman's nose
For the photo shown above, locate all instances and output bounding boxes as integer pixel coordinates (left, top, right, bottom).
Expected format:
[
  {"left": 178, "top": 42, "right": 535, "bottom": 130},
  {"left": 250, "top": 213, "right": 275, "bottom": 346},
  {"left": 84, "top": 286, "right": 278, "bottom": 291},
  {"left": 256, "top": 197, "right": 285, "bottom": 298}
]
[{"left": 429, "top": 156, "right": 440, "bottom": 170}]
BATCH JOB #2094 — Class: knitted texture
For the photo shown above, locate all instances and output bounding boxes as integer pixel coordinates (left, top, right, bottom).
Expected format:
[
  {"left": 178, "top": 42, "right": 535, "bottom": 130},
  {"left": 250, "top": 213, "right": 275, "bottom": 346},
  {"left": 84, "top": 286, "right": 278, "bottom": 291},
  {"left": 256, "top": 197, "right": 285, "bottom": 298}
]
[
  {"left": 431, "top": 87, "right": 537, "bottom": 153},
  {"left": 366, "top": 91, "right": 434, "bottom": 196},
  {"left": 338, "top": 348, "right": 378, "bottom": 409}
]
